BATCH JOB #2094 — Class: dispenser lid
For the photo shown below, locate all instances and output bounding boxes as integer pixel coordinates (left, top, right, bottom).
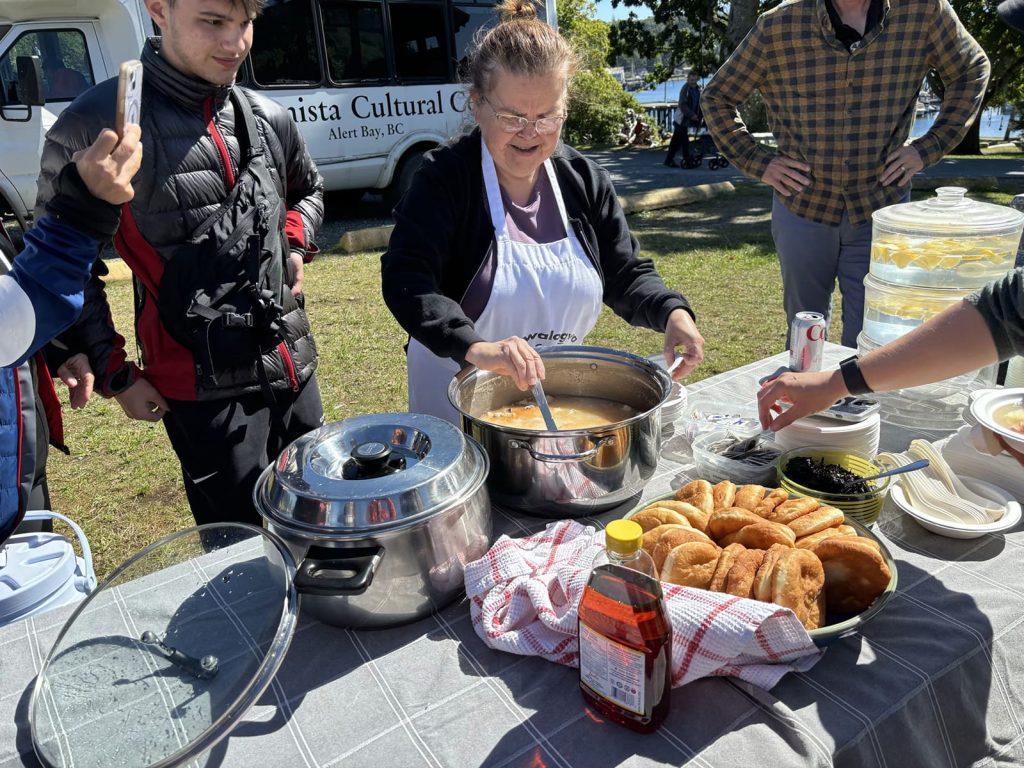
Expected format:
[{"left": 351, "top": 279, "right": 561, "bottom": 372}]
[
  {"left": 872, "top": 187, "right": 1024, "bottom": 236},
  {"left": 30, "top": 524, "right": 298, "bottom": 768}
]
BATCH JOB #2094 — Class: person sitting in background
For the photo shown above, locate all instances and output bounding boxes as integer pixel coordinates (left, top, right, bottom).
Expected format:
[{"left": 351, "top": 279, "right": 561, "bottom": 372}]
[
  {"left": 1, "top": 127, "right": 142, "bottom": 543},
  {"left": 617, "top": 108, "right": 638, "bottom": 145},
  {"left": 381, "top": 0, "right": 704, "bottom": 425}
]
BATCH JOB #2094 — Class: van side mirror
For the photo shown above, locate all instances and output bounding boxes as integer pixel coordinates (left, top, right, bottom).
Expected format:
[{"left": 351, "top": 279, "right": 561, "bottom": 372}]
[{"left": 16, "top": 55, "right": 45, "bottom": 107}]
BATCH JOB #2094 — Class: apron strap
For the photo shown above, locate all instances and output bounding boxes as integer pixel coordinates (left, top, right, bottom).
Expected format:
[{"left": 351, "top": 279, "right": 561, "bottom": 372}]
[
  {"left": 480, "top": 141, "right": 509, "bottom": 237},
  {"left": 542, "top": 157, "right": 572, "bottom": 231}
]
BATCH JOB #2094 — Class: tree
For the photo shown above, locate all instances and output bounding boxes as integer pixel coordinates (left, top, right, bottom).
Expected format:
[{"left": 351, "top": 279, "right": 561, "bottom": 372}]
[
  {"left": 609, "top": 0, "right": 779, "bottom": 83},
  {"left": 609, "top": 0, "right": 1024, "bottom": 155},
  {"left": 938, "top": 0, "right": 1024, "bottom": 153},
  {"left": 559, "top": 0, "right": 643, "bottom": 145}
]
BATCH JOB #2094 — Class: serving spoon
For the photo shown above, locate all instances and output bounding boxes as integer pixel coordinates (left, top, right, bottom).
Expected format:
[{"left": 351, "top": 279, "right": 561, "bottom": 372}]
[
  {"left": 531, "top": 380, "right": 559, "bottom": 431},
  {"left": 841, "top": 458, "right": 930, "bottom": 491}
]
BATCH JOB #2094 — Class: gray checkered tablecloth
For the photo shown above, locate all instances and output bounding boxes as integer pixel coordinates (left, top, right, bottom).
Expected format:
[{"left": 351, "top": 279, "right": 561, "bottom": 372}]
[{"left": 3, "top": 345, "right": 1023, "bottom": 768}]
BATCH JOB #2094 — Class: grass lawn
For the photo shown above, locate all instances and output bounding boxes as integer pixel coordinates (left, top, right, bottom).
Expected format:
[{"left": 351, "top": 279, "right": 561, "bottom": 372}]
[{"left": 45, "top": 181, "right": 1006, "bottom": 578}]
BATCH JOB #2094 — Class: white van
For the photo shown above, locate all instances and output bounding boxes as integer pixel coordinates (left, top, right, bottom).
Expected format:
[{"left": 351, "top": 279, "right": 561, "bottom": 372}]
[{"left": 0, "top": 0, "right": 554, "bottom": 232}]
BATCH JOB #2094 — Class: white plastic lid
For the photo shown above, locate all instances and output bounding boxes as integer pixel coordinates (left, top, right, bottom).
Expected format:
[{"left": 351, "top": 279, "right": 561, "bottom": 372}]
[
  {"left": 872, "top": 187, "right": 1024, "bottom": 237},
  {"left": 0, "top": 533, "right": 78, "bottom": 624}
]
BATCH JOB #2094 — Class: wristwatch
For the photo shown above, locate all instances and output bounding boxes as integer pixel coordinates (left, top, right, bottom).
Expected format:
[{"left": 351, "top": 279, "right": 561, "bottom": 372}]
[{"left": 839, "top": 355, "right": 873, "bottom": 396}]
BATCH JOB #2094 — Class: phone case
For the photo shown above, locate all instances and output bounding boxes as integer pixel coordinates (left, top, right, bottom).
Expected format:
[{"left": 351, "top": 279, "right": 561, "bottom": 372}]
[{"left": 115, "top": 60, "right": 143, "bottom": 137}]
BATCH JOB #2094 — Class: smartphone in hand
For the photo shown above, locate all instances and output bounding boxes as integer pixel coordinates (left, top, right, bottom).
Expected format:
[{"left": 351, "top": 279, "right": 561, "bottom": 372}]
[{"left": 115, "top": 60, "right": 143, "bottom": 139}]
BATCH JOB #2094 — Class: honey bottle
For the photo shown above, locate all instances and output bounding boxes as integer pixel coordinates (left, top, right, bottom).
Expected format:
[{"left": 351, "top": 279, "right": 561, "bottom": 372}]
[{"left": 577, "top": 519, "right": 672, "bottom": 733}]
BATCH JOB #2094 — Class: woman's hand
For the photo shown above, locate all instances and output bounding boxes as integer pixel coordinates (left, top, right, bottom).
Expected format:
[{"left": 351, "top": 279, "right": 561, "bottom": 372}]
[
  {"left": 663, "top": 309, "right": 705, "bottom": 380},
  {"left": 756, "top": 369, "right": 847, "bottom": 431},
  {"left": 465, "top": 337, "right": 546, "bottom": 391}
]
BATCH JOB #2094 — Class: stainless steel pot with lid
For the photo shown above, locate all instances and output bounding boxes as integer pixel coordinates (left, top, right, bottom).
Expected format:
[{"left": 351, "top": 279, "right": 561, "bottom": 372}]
[
  {"left": 253, "top": 411, "right": 492, "bottom": 628},
  {"left": 449, "top": 345, "right": 671, "bottom": 517}
]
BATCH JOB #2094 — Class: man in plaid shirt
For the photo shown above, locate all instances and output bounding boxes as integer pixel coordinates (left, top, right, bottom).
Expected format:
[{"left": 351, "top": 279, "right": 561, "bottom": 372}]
[{"left": 702, "top": 0, "right": 989, "bottom": 348}]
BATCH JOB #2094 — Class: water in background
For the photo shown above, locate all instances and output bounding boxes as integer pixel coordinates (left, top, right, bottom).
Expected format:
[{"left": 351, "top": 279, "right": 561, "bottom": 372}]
[{"left": 634, "top": 77, "right": 1020, "bottom": 139}]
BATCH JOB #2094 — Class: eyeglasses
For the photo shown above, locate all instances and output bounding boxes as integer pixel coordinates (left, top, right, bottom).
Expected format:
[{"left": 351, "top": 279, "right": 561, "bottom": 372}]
[{"left": 480, "top": 97, "right": 566, "bottom": 135}]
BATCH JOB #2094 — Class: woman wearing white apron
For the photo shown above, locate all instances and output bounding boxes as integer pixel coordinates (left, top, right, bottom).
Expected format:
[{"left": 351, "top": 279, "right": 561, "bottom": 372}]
[{"left": 383, "top": 0, "right": 705, "bottom": 424}]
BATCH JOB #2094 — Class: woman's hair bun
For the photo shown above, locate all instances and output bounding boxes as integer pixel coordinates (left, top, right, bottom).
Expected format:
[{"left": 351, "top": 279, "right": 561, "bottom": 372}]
[{"left": 496, "top": 0, "right": 539, "bottom": 23}]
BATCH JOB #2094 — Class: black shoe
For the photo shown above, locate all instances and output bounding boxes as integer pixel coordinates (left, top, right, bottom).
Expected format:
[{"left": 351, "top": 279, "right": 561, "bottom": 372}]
[{"left": 663, "top": 159, "right": 678, "bottom": 167}]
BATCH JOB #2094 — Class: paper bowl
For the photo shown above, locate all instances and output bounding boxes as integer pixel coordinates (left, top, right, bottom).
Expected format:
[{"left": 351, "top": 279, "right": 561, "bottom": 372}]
[
  {"left": 624, "top": 493, "right": 897, "bottom": 646},
  {"left": 969, "top": 388, "right": 1024, "bottom": 452},
  {"left": 891, "top": 475, "right": 1022, "bottom": 539}
]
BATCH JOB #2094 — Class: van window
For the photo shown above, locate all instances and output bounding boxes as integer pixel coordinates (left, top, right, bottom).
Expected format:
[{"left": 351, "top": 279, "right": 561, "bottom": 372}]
[
  {"left": 321, "top": 0, "right": 388, "bottom": 82},
  {"left": 250, "top": 0, "right": 321, "bottom": 86},
  {"left": 1, "top": 29, "right": 94, "bottom": 104},
  {"left": 451, "top": 3, "right": 497, "bottom": 79},
  {"left": 389, "top": 1, "right": 450, "bottom": 81}
]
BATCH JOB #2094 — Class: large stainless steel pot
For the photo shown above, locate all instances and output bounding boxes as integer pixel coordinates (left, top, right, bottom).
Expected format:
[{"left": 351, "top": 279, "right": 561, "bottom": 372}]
[
  {"left": 253, "top": 412, "right": 491, "bottom": 628},
  {"left": 448, "top": 346, "right": 671, "bottom": 517}
]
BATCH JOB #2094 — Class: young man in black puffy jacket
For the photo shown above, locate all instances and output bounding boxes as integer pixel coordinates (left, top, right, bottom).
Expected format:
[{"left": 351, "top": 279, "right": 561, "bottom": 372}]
[{"left": 34, "top": 0, "right": 325, "bottom": 529}]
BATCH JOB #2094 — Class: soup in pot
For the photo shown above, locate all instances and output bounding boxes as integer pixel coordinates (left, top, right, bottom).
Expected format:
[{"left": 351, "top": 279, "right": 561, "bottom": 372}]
[{"left": 479, "top": 395, "right": 637, "bottom": 431}]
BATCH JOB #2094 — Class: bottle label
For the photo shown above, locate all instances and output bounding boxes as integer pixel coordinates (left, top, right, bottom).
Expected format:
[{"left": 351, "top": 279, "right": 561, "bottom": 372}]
[{"left": 578, "top": 620, "right": 646, "bottom": 716}]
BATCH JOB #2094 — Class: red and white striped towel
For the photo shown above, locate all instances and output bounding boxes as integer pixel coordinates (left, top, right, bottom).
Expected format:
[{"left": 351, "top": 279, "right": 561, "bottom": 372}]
[{"left": 464, "top": 520, "right": 823, "bottom": 690}]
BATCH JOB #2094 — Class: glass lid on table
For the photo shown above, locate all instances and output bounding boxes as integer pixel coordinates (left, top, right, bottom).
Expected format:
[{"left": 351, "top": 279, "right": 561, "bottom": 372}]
[
  {"left": 254, "top": 412, "right": 489, "bottom": 535},
  {"left": 30, "top": 524, "right": 298, "bottom": 768}
]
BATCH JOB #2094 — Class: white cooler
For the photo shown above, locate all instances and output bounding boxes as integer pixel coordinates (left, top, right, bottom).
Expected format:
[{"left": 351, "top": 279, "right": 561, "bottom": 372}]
[{"left": 0, "top": 511, "right": 96, "bottom": 627}]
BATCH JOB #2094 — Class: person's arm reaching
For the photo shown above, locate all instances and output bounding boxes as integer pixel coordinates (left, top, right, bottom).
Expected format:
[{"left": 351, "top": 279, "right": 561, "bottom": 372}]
[
  {"left": 0, "top": 128, "right": 142, "bottom": 368},
  {"left": 757, "top": 298, "right": 1001, "bottom": 431}
]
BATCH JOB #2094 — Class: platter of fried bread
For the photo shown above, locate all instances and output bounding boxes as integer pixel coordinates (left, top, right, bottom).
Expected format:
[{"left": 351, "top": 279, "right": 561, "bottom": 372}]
[{"left": 625, "top": 478, "right": 898, "bottom": 645}]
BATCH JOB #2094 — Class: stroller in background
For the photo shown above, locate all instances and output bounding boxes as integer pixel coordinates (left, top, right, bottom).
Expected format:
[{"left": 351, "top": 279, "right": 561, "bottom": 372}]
[{"left": 684, "top": 122, "right": 729, "bottom": 170}]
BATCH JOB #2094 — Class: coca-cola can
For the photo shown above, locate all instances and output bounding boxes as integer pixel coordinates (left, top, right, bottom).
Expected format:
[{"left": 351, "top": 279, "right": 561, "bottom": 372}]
[{"left": 788, "top": 311, "right": 827, "bottom": 372}]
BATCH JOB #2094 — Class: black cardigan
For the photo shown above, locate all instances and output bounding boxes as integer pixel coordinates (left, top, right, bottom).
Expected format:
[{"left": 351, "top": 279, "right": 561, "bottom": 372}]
[{"left": 381, "top": 130, "right": 694, "bottom": 364}]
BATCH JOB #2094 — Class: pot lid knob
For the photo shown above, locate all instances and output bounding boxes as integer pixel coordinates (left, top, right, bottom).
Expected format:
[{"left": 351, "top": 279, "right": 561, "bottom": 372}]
[{"left": 343, "top": 441, "right": 406, "bottom": 480}]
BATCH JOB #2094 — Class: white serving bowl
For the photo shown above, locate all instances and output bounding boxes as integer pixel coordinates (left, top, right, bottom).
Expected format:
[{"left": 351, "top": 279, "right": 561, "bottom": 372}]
[
  {"left": 890, "top": 475, "right": 1022, "bottom": 539},
  {"left": 968, "top": 388, "right": 1024, "bottom": 452}
]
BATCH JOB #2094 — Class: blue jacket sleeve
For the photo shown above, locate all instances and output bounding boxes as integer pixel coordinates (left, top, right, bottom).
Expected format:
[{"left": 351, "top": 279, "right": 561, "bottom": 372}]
[{"left": 0, "top": 216, "right": 100, "bottom": 368}]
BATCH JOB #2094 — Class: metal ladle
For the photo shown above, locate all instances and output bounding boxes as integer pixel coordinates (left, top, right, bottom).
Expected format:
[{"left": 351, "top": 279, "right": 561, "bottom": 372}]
[{"left": 530, "top": 381, "right": 558, "bottom": 431}]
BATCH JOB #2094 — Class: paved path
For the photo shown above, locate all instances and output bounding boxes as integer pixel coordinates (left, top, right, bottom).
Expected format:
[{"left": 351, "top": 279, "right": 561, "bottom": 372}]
[{"left": 580, "top": 145, "right": 1024, "bottom": 196}]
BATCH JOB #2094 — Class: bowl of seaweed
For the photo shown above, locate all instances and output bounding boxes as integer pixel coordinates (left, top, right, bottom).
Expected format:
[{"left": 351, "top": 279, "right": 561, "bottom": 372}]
[{"left": 777, "top": 447, "right": 891, "bottom": 526}]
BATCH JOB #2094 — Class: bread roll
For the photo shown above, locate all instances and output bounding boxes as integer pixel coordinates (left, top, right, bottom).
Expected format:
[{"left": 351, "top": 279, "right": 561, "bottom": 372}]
[
  {"left": 644, "top": 499, "right": 709, "bottom": 531},
  {"left": 731, "top": 520, "right": 796, "bottom": 549},
  {"left": 707, "top": 508, "right": 764, "bottom": 540},
  {"left": 722, "top": 548, "right": 765, "bottom": 598},
  {"left": 788, "top": 505, "right": 846, "bottom": 537},
  {"left": 708, "top": 542, "right": 747, "bottom": 593},
  {"left": 712, "top": 480, "right": 737, "bottom": 511},
  {"left": 770, "top": 548, "right": 826, "bottom": 630},
  {"left": 733, "top": 484, "right": 767, "bottom": 511},
  {"left": 813, "top": 537, "right": 891, "bottom": 614},
  {"left": 651, "top": 526, "right": 716, "bottom": 572},
  {"left": 660, "top": 542, "right": 721, "bottom": 589},
  {"left": 765, "top": 497, "right": 819, "bottom": 524},
  {"left": 631, "top": 507, "right": 689, "bottom": 532}
]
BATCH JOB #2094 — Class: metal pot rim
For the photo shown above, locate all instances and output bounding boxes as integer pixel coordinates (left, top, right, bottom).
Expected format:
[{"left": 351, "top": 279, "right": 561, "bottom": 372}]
[{"left": 448, "top": 344, "right": 672, "bottom": 434}]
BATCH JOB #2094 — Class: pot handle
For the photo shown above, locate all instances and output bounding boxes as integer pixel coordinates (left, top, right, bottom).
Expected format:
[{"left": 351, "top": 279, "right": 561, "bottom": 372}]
[
  {"left": 509, "top": 435, "right": 616, "bottom": 464},
  {"left": 294, "top": 545, "right": 385, "bottom": 596}
]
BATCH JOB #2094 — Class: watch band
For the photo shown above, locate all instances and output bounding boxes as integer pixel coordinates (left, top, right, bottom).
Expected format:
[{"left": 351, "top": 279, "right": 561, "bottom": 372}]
[{"left": 839, "top": 355, "right": 873, "bottom": 396}]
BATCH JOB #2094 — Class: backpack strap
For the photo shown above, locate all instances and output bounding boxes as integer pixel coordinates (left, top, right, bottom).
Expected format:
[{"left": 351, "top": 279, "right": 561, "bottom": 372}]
[{"left": 188, "top": 88, "right": 266, "bottom": 244}]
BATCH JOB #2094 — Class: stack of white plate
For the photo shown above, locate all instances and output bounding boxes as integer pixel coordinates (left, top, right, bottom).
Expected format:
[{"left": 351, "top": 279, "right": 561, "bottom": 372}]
[
  {"left": 774, "top": 412, "right": 881, "bottom": 457},
  {"left": 660, "top": 381, "right": 688, "bottom": 424}
]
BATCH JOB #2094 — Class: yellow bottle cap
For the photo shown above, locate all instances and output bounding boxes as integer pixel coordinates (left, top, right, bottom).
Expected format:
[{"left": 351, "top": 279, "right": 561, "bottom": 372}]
[{"left": 605, "top": 519, "right": 643, "bottom": 556}]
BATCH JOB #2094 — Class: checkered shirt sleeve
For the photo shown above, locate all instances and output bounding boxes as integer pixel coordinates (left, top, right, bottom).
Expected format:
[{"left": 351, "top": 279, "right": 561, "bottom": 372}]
[{"left": 702, "top": 0, "right": 990, "bottom": 226}]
